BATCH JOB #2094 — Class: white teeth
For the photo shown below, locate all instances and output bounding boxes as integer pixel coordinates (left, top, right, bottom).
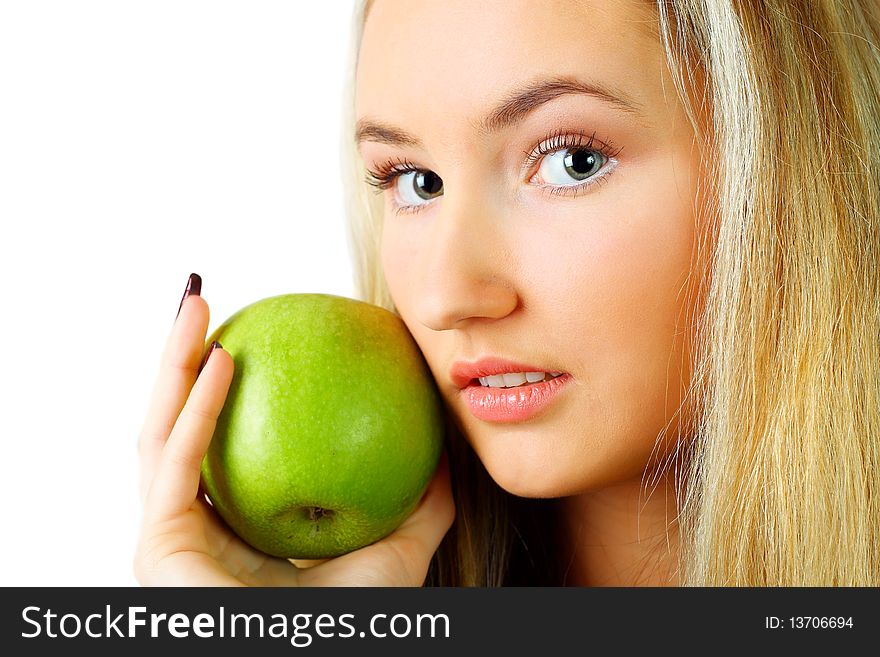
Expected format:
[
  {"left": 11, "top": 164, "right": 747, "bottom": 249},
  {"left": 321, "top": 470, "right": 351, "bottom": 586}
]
[
  {"left": 502, "top": 372, "right": 527, "bottom": 387},
  {"left": 477, "top": 371, "right": 564, "bottom": 388},
  {"left": 486, "top": 374, "right": 507, "bottom": 387}
]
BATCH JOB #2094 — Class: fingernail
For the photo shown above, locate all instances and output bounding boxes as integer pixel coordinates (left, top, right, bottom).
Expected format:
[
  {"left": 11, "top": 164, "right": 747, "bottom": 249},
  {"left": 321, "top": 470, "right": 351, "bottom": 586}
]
[
  {"left": 200, "top": 340, "right": 222, "bottom": 372},
  {"left": 176, "top": 273, "right": 202, "bottom": 320}
]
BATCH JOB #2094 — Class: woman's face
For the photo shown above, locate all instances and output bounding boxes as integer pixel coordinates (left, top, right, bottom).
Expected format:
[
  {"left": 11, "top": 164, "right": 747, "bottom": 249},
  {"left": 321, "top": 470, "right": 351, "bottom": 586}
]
[{"left": 356, "top": 0, "right": 708, "bottom": 497}]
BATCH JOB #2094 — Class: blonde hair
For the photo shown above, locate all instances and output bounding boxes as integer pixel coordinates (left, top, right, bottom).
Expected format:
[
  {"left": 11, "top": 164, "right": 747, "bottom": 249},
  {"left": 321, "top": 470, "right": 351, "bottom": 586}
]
[{"left": 340, "top": 0, "right": 880, "bottom": 585}]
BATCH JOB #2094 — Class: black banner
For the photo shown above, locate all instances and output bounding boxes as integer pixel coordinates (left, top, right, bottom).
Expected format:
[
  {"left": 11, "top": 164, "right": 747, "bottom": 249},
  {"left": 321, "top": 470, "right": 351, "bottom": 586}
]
[{"left": 1, "top": 587, "right": 875, "bottom": 654}]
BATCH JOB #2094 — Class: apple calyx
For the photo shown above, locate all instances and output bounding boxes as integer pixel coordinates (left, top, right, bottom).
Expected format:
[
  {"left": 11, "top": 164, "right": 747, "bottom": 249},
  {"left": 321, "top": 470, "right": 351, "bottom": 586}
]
[{"left": 307, "top": 506, "right": 334, "bottom": 522}]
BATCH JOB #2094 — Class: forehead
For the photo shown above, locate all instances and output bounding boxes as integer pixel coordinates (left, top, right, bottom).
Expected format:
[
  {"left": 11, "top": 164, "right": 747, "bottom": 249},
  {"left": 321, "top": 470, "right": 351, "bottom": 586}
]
[{"left": 356, "top": 0, "right": 661, "bottom": 126}]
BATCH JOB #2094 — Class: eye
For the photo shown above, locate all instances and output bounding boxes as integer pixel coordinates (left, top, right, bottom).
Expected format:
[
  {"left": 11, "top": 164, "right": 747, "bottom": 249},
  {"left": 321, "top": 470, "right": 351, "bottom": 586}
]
[
  {"left": 532, "top": 147, "right": 606, "bottom": 186},
  {"left": 523, "top": 130, "right": 622, "bottom": 197},
  {"left": 395, "top": 169, "right": 443, "bottom": 207},
  {"left": 363, "top": 158, "right": 444, "bottom": 215}
]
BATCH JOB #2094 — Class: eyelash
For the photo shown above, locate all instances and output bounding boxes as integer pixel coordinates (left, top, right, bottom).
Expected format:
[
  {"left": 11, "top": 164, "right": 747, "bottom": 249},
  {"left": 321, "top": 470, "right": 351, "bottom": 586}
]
[{"left": 363, "top": 129, "right": 624, "bottom": 215}]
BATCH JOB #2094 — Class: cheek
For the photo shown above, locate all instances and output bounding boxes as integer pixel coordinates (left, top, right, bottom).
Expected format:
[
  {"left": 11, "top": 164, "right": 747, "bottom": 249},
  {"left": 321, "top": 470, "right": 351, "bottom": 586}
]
[
  {"left": 380, "top": 224, "right": 399, "bottom": 297},
  {"left": 380, "top": 222, "right": 440, "bottom": 357},
  {"left": 380, "top": 219, "right": 413, "bottom": 311},
  {"left": 567, "top": 167, "right": 697, "bottom": 474}
]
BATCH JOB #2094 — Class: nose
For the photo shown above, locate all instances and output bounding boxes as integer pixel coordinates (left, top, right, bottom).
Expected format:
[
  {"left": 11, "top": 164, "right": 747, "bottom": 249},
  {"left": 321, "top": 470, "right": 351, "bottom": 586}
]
[{"left": 411, "top": 189, "right": 519, "bottom": 332}]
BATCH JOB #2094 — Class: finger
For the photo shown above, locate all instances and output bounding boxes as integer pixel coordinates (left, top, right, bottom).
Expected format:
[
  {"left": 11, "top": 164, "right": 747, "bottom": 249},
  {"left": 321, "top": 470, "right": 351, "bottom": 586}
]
[
  {"left": 382, "top": 448, "right": 455, "bottom": 577},
  {"left": 144, "top": 343, "right": 233, "bottom": 522},
  {"left": 189, "top": 497, "right": 303, "bottom": 587},
  {"left": 137, "top": 290, "right": 210, "bottom": 503}
]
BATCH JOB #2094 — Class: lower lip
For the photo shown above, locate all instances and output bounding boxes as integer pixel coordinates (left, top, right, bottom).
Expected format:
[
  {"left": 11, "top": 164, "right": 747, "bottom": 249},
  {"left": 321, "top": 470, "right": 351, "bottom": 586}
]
[{"left": 460, "top": 374, "right": 573, "bottom": 423}]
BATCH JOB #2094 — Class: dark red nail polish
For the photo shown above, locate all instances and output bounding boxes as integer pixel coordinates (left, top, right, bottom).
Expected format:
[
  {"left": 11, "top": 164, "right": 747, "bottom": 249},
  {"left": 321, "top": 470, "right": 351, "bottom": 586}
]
[
  {"left": 200, "top": 340, "right": 222, "bottom": 372},
  {"left": 176, "top": 273, "right": 202, "bottom": 319}
]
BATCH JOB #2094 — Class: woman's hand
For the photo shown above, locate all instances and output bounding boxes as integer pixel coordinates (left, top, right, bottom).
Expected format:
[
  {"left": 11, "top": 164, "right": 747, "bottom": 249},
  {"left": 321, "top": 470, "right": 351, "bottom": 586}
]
[{"left": 134, "top": 275, "right": 456, "bottom": 586}]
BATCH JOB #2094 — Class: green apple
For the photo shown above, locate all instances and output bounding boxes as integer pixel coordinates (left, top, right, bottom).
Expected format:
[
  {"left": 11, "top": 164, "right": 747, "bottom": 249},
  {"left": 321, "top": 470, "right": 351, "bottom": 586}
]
[{"left": 199, "top": 293, "right": 445, "bottom": 560}]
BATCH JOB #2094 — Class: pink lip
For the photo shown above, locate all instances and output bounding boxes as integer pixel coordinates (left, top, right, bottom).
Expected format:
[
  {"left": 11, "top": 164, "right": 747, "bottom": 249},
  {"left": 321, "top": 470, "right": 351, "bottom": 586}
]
[{"left": 449, "top": 357, "right": 572, "bottom": 423}]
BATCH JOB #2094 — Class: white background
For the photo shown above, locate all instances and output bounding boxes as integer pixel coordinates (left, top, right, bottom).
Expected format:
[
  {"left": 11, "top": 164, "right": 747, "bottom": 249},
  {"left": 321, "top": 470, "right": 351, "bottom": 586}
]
[{"left": 0, "top": 1, "right": 357, "bottom": 585}]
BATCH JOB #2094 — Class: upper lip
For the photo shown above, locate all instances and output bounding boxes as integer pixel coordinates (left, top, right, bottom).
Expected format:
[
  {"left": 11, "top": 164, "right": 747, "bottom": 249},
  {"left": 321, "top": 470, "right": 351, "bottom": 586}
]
[{"left": 449, "top": 357, "right": 565, "bottom": 389}]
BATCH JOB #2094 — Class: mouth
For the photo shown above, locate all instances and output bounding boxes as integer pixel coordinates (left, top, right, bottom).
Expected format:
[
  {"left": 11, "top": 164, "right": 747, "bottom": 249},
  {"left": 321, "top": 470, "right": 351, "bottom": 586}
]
[
  {"left": 449, "top": 356, "right": 569, "bottom": 390},
  {"left": 449, "top": 357, "right": 571, "bottom": 422},
  {"left": 459, "top": 372, "right": 573, "bottom": 423},
  {"left": 470, "top": 371, "right": 564, "bottom": 389}
]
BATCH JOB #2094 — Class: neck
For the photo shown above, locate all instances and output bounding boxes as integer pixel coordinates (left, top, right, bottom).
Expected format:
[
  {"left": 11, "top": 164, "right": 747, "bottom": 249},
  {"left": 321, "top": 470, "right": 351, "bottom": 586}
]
[{"left": 555, "top": 470, "right": 681, "bottom": 587}]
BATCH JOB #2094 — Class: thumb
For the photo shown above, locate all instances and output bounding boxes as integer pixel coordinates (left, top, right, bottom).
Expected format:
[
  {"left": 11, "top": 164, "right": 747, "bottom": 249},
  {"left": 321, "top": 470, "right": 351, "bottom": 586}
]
[
  {"left": 397, "top": 448, "right": 455, "bottom": 535},
  {"left": 380, "top": 448, "right": 456, "bottom": 578}
]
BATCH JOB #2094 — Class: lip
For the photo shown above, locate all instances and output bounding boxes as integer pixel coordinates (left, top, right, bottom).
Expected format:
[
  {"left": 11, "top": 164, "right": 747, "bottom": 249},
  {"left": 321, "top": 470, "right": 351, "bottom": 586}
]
[
  {"left": 449, "top": 357, "right": 572, "bottom": 423},
  {"left": 449, "top": 357, "right": 564, "bottom": 390}
]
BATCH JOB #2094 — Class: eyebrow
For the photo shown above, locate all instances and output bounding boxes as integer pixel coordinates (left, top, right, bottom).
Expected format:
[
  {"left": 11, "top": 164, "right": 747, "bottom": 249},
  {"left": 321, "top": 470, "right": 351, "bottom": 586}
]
[{"left": 355, "top": 75, "right": 644, "bottom": 148}]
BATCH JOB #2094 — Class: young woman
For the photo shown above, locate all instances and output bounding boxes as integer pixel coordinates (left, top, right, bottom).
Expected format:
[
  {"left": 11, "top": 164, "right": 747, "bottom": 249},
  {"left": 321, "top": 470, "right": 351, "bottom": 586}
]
[{"left": 135, "top": 0, "right": 880, "bottom": 586}]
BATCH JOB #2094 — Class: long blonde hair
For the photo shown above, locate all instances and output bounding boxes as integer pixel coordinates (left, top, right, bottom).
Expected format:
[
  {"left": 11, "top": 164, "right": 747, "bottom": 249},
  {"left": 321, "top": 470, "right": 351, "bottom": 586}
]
[{"left": 339, "top": 0, "right": 880, "bottom": 585}]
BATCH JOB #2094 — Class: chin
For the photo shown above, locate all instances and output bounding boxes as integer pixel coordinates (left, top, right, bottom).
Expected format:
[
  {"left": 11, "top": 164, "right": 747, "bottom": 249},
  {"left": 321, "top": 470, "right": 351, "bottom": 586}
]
[
  {"left": 475, "top": 437, "right": 636, "bottom": 499},
  {"left": 491, "top": 477, "right": 563, "bottom": 499},
  {"left": 478, "top": 455, "right": 584, "bottom": 499}
]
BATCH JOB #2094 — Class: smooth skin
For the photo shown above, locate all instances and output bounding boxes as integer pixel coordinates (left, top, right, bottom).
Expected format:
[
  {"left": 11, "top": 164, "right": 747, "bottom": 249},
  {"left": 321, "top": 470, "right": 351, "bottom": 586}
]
[{"left": 134, "top": 292, "right": 455, "bottom": 586}]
